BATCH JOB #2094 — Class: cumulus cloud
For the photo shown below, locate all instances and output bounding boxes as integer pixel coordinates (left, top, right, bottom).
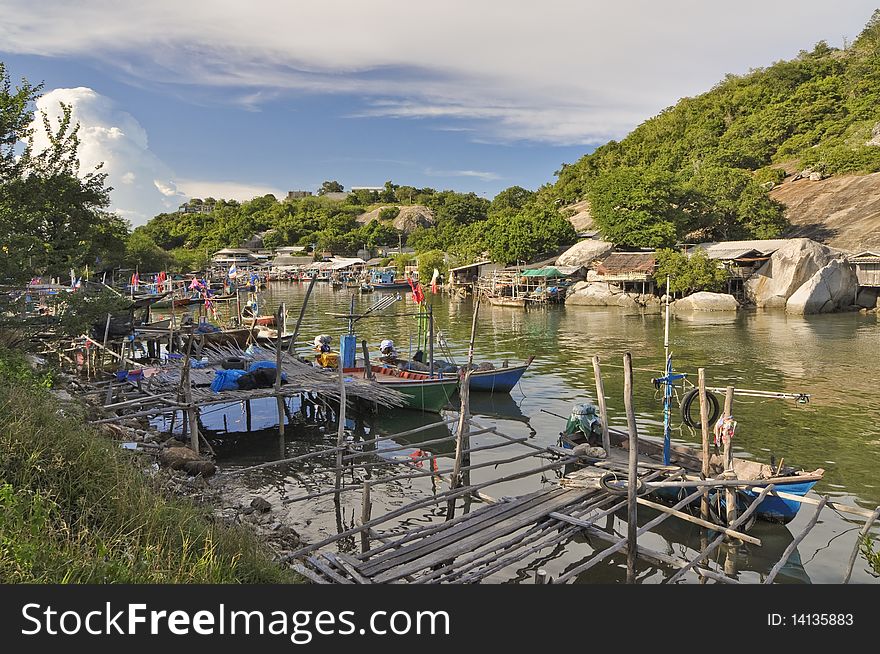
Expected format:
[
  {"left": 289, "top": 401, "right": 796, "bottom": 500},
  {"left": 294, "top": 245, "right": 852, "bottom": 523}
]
[
  {"left": 2, "top": 1, "right": 875, "bottom": 145},
  {"left": 28, "top": 87, "right": 185, "bottom": 224},
  {"left": 27, "top": 88, "right": 283, "bottom": 224}
]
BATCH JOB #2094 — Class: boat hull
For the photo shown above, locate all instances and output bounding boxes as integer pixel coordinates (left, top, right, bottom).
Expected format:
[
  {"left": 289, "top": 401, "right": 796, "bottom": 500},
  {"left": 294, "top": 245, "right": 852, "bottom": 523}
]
[
  {"left": 652, "top": 478, "right": 820, "bottom": 524},
  {"left": 443, "top": 359, "right": 533, "bottom": 393},
  {"left": 486, "top": 296, "right": 526, "bottom": 308},
  {"left": 346, "top": 366, "right": 459, "bottom": 412}
]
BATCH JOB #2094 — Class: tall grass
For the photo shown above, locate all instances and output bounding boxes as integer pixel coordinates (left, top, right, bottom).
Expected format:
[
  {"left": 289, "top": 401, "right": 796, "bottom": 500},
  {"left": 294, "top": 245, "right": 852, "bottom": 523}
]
[{"left": 0, "top": 347, "right": 299, "bottom": 583}]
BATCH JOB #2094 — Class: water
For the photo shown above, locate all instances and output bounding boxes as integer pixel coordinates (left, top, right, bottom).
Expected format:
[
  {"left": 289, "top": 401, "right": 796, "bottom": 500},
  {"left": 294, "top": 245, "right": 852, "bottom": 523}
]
[{"left": 176, "top": 282, "right": 880, "bottom": 583}]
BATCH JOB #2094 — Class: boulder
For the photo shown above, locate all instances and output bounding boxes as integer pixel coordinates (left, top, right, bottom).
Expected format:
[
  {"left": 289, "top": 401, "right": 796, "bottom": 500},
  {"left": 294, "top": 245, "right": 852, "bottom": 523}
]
[
  {"left": 745, "top": 239, "right": 836, "bottom": 308},
  {"left": 856, "top": 287, "right": 880, "bottom": 309},
  {"left": 556, "top": 239, "right": 614, "bottom": 268},
  {"left": 565, "top": 282, "right": 622, "bottom": 306},
  {"left": 785, "top": 259, "right": 859, "bottom": 314},
  {"left": 866, "top": 121, "right": 880, "bottom": 147},
  {"left": 673, "top": 291, "right": 739, "bottom": 312},
  {"left": 616, "top": 294, "right": 640, "bottom": 308}
]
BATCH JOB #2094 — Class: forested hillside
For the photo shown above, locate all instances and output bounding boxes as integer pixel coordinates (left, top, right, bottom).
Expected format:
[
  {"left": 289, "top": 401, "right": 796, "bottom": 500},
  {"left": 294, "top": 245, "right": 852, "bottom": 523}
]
[{"left": 539, "top": 10, "right": 880, "bottom": 248}]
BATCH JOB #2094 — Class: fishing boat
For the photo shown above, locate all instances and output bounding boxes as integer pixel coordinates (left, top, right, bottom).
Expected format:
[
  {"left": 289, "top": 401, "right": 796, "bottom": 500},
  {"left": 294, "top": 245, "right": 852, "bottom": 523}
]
[
  {"left": 152, "top": 295, "right": 202, "bottom": 309},
  {"left": 360, "top": 283, "right": 374, "bottom": 293},
  {"left": 345, "top": 364, "right": 459, "bottom": 412},
  {"left": 558, "top": 410, "right": 824, "bottom": 524},
  {"left": 485, "top": 295, "right": 526, "bottom": 308},
  {"left": 368, "top": 269, "right": 411, "bottom": 290},
  {"left": 442, "top": 356, "right": 534, "bottom": 393}
]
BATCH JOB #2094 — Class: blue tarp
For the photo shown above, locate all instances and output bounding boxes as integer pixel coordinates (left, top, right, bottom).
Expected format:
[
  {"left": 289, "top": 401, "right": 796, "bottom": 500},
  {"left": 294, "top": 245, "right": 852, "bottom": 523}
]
[{"left": 211, "top": 368, "right": 247, "bottom": 392}]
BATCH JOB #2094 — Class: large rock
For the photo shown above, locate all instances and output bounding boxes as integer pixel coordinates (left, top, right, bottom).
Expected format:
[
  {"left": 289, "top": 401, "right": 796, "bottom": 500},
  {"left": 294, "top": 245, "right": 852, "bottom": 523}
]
[
  {"left": 673, "top": 292, "right": 739, "bottom": 311},
  {"left": 356, "top": 205, "right": 435, "bottom": 233},
  {"left": 565, "top": 282, "right": 622, "bottom": 306},
  {"left": 785, "top": 259, "right": 859, "bottom": 314},
  {"left": 556, "top": 239, "right": 613, "bottom": 267},
  {"left": 745, "top": 239, "right": 836, "bottom": 308}
]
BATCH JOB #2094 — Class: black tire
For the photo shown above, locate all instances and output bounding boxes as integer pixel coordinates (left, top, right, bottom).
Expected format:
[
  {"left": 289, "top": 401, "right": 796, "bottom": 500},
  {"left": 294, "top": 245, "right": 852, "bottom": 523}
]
[
  {"left": 599, "top": 472, "right": 646, "bottom": 495},
  {"left": 680, "top": 388, "right": 720, "bottom": 430}
]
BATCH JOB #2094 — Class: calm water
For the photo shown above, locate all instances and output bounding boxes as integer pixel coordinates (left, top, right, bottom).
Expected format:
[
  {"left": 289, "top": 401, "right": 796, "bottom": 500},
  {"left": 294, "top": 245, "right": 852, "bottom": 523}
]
[{"left": 175, "top": 282, "right": 880, "bottom": 583}]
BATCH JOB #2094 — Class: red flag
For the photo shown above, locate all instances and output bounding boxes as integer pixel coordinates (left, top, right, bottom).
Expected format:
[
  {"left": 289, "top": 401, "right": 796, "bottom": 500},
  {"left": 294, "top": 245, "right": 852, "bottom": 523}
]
[{"left": 407, "top": 277, "right": 425, "bottom": 304}]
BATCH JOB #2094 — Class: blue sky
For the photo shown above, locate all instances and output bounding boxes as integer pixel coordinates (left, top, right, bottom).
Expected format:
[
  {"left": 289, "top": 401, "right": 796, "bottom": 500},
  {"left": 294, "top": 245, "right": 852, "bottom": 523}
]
[{"left": 1, "top": 1, "right": 877, "bottom": 225}]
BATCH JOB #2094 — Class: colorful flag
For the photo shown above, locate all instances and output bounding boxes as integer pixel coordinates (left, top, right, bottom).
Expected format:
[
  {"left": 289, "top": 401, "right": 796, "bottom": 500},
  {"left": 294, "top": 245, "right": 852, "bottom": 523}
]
[
  {"left": 228, "top": 264, "right": 238, "bottom": 279},
  {"left": 430, "top": 268, "right": 440, "bottom": 294}
]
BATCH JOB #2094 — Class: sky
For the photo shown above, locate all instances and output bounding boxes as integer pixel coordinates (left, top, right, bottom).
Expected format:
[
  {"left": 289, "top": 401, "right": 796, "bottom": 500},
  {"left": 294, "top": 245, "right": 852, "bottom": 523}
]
[{"left": 1, "top": 1, "right": 878, "bottom": 225}]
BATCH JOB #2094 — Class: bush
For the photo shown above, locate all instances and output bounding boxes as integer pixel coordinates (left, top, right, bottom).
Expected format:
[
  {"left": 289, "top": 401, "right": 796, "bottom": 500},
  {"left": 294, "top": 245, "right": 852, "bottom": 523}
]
[{"left": 0, "top": 347, "right": 298, "bottom": 583}]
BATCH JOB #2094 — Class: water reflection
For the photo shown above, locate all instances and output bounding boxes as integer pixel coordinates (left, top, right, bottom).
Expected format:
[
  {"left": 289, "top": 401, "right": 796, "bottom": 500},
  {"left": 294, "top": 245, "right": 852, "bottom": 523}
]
[{"left": 199, "top": 282, "right": 879, "bottom": 583}]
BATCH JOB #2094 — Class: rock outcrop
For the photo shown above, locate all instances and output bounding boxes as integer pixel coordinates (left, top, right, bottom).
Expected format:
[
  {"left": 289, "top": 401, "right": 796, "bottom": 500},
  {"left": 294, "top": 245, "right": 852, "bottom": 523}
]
[
  {"left": 744, "top": 238, "right": 836, "bottom": 308},
  {"left": 785, "top": 259, "right": 859, "bottom": 315},
  {"left": 565, "top": 282, "right": 660, "bottom": 310},
  {"left": 556, "top": 239, "right": 614, "bottom": 268},
  {"left": 673, "top": 292, "right": 739, "bottom": 312},
  {"left": 356, "top": 205, "right": 435, "bottom": 233}
]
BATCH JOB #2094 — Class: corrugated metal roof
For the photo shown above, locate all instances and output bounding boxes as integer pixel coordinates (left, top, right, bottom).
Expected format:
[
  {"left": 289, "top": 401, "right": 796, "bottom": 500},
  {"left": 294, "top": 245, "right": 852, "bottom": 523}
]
[{"left": 691, "top": 239, "right": 789, "bottom": 260}]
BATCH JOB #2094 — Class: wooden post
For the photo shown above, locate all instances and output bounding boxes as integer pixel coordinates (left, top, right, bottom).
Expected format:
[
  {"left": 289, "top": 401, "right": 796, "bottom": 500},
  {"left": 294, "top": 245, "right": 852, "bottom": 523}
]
[
  {"left": 592, "top": 355, "right": 611, "bottom": 454},
  {"left": 360, "top": 481, "right": 372, "bottom": 554},
  {"left": 275, "top": 302, "right": 285, "bottom": 437},
  {"left": 101, "top": 313, "right": 112, "bottom": 371},
  {"left": 245, "top": 399, "right": 252, "bottom": 432},
  {"left": 183, "top": 337, "right": 199, "bottom": 455},
  {"left": 698, "top": 368, "right": 711, "bottom": 522},
  {"left": 428, "top": 302, "right": 434, "bottom": 378},
  {"left": 334, "top": 359, "right": 347, "bottom": 500},
  {"left": 361, "top": 339, "right": 374, "bottom": 380},
  {"left": 535, "top": 569, "right": 548, "bottom": 585},
  {"left": 287, "top": 275, "right": 318, "bottom": 354},
  {"left": 722, "top": 386, "right": 737, "bottom": 526},
  {"left": 622, "top": 352, "right": 639, "bottom": 584},
  {"left": 446, "top": 369, "right": 471, "bottom": 521}
]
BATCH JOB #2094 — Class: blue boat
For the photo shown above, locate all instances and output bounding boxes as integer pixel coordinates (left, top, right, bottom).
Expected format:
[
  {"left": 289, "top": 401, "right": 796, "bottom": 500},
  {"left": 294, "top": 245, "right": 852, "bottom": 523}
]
[
  {"left": 559, "top": 406, "right": 824, "bottom": 525},
  {"left": 444, "top": 356, "right": 534, "bottom": 394}
]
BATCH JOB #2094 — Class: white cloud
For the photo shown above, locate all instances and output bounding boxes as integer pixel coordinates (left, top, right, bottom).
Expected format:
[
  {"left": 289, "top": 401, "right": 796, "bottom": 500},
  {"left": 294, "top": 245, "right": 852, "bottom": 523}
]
[
  {"left": 28, "top": 87, "right": 184, "bottom": 224},
  {"left": 426, "top": 168, "right": 502, "bottom": 182},
  {"left": 27, "top": 88, "right": 283, "bottom": 224},
  {"left": 2, "top": 1, "right": 875, "bottom": 145}
]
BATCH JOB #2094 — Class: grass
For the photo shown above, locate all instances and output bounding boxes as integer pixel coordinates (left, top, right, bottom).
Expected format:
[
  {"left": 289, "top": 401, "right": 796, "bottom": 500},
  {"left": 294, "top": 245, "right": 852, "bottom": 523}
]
[{"left": 0, "top": 346, "right": 300, "bottom": 583}]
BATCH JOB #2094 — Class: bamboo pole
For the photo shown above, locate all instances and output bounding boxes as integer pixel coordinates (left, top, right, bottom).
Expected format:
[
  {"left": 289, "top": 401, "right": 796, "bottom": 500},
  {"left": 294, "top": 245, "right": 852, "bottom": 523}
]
[
  {"left": 635, "top": 497, "right": 761, "bottom": 545},
  {"left": 334, "top": 359, "right": 347, "bottom": 500},
  {"left": 287, "top": 275, "right": 318, "bottom": 354},
  {"left": 667, "top": 484, "right": 776, "bottom": 584},
  {"left": 592, "top": 355, "right": 611, "bottom": 455},
  {"left": 722, "top": 385, "right": 737, "bottom": 526},
  {"left": 101, "top": 313, "right": 112, "bottom": 371},
  {"left": 275, "top": 302, "right": 286, "bottom": 437},
  {"left": 765, "top": 496, "right": 827, "bottom": 584},
  {"left": 843, "top": 505, "right": 880, "bottom": 583},
  {"left": 623, "top": 352, "right": 639, "bottom": 584},
  {"left": 698, "top": 368, "right": 711, "bottom": 521},
  {"left": 447, "top": 298, "right": 481, "bottom": 520}
]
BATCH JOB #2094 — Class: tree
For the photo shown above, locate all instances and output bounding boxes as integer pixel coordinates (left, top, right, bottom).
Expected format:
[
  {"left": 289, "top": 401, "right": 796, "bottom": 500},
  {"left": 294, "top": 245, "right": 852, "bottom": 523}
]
[
  {"left": 1, "top": 65, "right": 127, "bottom": 281},
  {"left": 318, "top": 180, "right": 344, "bottom": 195},
  {"left": 489, "top": 186, "right": 534, "bottom": 217},
  {"left": 654, "top": 248, "right": 729, "bottom": 295},
  {"left": 126, "top": 230, "right": 173, "bottom": 272}
]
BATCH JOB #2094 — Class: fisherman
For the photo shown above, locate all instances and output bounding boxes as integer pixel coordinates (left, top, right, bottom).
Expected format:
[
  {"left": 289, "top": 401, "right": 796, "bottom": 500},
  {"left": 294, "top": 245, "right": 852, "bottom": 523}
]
[
  {"left": 378, "top": 339, "right": 400, "bottom": 364},
  {"left": 313, "top": 334, "right": 338, "bottom": 368}
]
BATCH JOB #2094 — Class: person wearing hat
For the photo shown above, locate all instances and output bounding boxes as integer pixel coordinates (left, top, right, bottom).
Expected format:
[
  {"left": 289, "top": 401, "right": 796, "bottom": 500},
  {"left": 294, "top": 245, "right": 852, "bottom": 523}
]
[
  {"left": 378, "top": 339, "right": 399, "bottom": 365},
  {"left": 313, "top": 334, "right": 338, "bottom": 368}
]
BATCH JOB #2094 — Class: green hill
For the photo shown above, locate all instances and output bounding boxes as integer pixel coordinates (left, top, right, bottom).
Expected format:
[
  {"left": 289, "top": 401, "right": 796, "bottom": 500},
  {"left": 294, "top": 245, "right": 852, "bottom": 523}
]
[{"left": 540, "top": 10, "right": 880, "bottom": 249}]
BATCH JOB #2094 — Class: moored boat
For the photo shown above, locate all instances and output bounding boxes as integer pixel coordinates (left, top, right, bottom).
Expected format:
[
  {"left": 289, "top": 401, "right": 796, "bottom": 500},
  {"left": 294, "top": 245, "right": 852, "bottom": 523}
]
[
  {"left": 442, "top": 356, "right": 534, "bottom": 393},
  {"left": 345, "top": 364, "right": 459, "bottom": 412}
]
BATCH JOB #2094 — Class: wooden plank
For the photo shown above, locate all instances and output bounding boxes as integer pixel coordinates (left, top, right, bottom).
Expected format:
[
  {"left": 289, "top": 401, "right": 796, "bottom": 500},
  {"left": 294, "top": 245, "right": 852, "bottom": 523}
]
[
  {"left": 360, "top": 490, "right": 560, "bottom": 575},
  {"left": 307, "top": 556, "right": 354, "bottom": 584},
  {"left": 323, "top": 553, "right": 372, "bottom": 584},
  {"left": 335, "top": 553, "right": 374, "bottom": 584},
  {"left": 635, "top": 497, "right": 761, "bottom": 546},
  {"left": 291, "top": 563, "right": 330, "bottom": 584},
  {"left": 370, "top": 489, "right": 594, "bottom": 583}
]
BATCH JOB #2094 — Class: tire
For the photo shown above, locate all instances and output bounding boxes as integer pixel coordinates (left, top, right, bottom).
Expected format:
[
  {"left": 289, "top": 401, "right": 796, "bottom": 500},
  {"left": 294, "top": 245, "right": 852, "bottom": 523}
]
[{"left": 680, "top": 388, "right": 720, "bottom": 429}]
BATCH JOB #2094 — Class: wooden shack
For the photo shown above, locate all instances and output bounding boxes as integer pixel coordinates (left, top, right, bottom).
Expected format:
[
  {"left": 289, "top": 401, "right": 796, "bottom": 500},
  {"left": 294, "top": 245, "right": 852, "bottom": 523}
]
[
  {"left": 592, "top": 252, "right": 657, "bottom": 294},
  {"left": 850, "top": 251, "right": 880, "bottom": 287}
]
